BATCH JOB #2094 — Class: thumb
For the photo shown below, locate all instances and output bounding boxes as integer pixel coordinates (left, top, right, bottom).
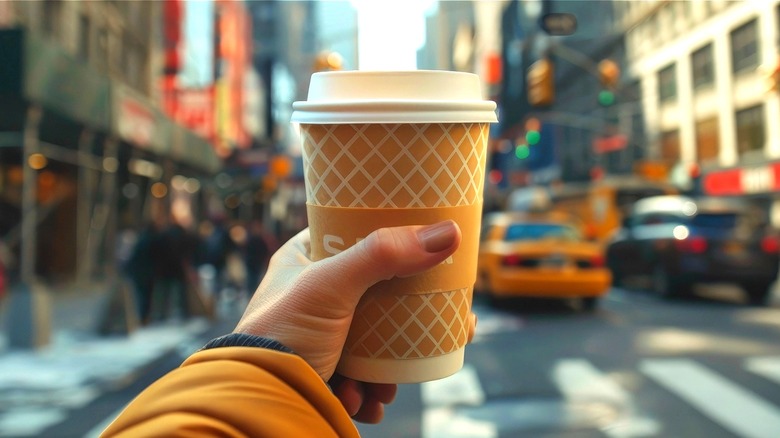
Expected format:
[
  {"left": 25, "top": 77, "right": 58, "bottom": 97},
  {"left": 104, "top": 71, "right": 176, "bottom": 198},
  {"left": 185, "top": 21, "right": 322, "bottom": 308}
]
[{"left": 316, "top": 220, "right": 461, "bottom": 303}]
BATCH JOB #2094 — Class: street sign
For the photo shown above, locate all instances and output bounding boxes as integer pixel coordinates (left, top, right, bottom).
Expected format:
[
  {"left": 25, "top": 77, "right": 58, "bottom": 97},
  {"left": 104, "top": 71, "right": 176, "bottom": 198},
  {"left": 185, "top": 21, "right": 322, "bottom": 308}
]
[{"left": 539, "top": 13, "right": 577, "bottom": 36}]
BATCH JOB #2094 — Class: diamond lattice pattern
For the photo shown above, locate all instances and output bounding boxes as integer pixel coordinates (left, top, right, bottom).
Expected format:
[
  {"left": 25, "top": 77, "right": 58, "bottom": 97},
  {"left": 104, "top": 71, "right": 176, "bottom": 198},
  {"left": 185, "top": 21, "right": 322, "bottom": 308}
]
[
  {"left": 302, "top": 123, "right": 488, "bottom": 208},
  {"left": 345, "top": 288, "right": 472, "bottom": 359}
]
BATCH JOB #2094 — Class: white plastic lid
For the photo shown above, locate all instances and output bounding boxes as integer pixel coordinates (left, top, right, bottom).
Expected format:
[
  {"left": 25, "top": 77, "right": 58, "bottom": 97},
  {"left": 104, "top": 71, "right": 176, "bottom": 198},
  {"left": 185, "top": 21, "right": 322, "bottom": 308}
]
[{"left": 291, "top": 70, "right": 498, "bottom": 124}]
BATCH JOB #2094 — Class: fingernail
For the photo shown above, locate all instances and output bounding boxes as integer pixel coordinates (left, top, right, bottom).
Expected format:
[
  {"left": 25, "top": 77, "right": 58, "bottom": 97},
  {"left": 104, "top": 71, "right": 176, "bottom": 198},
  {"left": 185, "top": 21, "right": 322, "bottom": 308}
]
[{"left": 417, "top": 220, "right": 457, "bottom": 253}]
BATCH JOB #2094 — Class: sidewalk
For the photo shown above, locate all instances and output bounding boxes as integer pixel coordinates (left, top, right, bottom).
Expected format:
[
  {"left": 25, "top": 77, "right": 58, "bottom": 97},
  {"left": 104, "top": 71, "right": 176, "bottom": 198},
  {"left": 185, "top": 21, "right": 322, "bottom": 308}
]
[{"left": 0, "top": 284, "right": 236, "bottom": 437}]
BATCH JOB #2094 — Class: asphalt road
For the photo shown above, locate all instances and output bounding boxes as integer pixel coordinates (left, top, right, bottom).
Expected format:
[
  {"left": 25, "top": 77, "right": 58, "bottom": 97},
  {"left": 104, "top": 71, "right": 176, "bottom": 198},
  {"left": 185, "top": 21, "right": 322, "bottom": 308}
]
[
  {"left": 358, "top": 286, "right": 780, "bottom": 438},
  {"left": 53, "top": 285, "right": 780, "bottom": 438},
  {"left": 47, "top": 316, "right": 240, "bottom": 438}
]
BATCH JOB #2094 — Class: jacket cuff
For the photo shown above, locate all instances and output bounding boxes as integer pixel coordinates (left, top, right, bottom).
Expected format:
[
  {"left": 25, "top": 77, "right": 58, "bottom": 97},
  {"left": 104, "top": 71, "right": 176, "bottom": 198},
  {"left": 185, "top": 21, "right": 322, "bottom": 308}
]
[{"left": 200, "top": 333, "right": 296, "bottom": 355}]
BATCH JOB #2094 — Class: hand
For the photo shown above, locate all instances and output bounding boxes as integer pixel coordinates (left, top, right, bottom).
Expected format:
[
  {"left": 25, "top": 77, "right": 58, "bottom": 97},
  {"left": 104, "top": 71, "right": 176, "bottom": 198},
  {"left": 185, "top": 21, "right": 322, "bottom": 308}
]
[{"left": 234, "top": 220, "right": 477, "bottom": 423}]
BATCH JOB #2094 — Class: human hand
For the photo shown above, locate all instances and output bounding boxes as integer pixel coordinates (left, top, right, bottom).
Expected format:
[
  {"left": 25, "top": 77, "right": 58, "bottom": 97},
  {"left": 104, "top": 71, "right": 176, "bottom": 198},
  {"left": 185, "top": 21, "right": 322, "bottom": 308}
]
[{"left": 234, "top": 220, "right": 477, "bottom": 423}]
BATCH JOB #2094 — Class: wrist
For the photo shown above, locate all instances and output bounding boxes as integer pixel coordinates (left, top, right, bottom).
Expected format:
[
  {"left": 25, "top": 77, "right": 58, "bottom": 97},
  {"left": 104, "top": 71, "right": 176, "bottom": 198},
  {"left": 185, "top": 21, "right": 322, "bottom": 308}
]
[{"left": 200, "top": 333, "right": 296, "bottom": 354}]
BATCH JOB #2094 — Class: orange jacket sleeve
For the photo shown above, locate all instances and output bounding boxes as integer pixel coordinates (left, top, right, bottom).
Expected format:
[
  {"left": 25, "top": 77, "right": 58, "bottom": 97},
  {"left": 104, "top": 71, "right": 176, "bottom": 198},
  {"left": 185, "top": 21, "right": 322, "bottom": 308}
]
[{"left": 100, "top": 347, "right": 360, "bottom": 438}]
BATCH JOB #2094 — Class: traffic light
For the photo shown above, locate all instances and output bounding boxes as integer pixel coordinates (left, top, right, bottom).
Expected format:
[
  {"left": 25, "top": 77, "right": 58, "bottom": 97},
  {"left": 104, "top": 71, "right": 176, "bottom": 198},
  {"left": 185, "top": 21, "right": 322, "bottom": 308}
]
[
  {"left": 527, "top": 59, "right": 554, "bottom": 107},
  {"left": 524, "top": 117, "right": 541, "bottom": 145},
  {"left": 598, "top": 59, "right": 620, "bottom": 89},
  {"left": 515, "top": 144, "right": 530, "bottom": 159},
  {"left": 597, "top": 59, "right": 620, "bottom": 107},
  {"left": 598, "top": 90, "right": 616, "bottom": 106},
  {"left": 515, "top": 117, "right": 542, "bottom": 160}
]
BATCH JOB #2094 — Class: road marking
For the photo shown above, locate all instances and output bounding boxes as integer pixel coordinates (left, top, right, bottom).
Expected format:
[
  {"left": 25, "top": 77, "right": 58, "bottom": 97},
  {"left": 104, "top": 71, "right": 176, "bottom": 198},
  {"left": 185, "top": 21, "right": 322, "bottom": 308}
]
[
  {"left": 554, "top": 359, "right": 628, "bottom": 404},
  {"left": 553, "top": 359, "right": 660, "bottom": 437},
  {"left": 422, "top": 407, "right": 497, "bottom": 438},
  {"left": 745, "top": 356, "right": 780, "bottom": 386},
  {"left": 641, "top": 358, "right": 780, "bottom": 438},
  {"left": 0, "top": 408, "right": 66, "bottom": 437},
  {"left": 422, "top": 365, "right": 485, "bottom": 407},
  {"left": 469, "top": 308, "right": 524, "bottom": 342},
  {"left": 422, "top": 365, "right": 495, "bottom": 438}
]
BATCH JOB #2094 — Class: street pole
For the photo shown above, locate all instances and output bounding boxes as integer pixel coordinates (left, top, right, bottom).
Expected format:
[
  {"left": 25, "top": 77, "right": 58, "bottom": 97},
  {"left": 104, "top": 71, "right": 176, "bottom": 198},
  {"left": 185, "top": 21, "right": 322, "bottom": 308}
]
[
  {"left": 77, "top": 128, "right": 96, "bottom": 283},
  {"left": 8, "top": 105, "right": 52, "bottom": 350},
  {"left": 20, "top": 105, "right": 41, "bottom": 284}
]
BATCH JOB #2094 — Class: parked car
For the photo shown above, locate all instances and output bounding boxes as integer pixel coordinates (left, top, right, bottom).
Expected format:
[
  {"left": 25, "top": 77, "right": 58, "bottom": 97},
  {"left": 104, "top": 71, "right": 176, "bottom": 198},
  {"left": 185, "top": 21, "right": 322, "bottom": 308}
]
[
  {"left": 605, "top": 195, "right": 779, "bottom": 305},
  {"left": 476, "top": 211, "right": 612, "bottom": 311}
]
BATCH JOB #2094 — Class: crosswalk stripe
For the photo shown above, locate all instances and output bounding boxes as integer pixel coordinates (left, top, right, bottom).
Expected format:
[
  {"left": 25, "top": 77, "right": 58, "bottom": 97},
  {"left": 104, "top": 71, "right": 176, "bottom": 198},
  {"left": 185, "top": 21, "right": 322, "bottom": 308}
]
[
  {"left": 421, "top": 365, "right": 485, "bottom": 407},
  {"left": 641, "top": 359, "right": 780, "bottom": 438},
  {"left": 421, "top": 365, "right": 496, "bottom": 438},
  {"left": 553, "top": 359, "right": 660, "bottom": 437},
  {"left": 553, "top": 359, "right": 629, "bottom": 404},
  {"left": 745, "top": 356, "right": 780, "bottom": 386},
  {"left": 0, "top": 408, "right": 66, "bottom": 437},
  {"left": 419, "top": 357, "right": 780, "bottom": 438},
  {"left": 422, "top": 407, "right": 497, "bottom": 438}
]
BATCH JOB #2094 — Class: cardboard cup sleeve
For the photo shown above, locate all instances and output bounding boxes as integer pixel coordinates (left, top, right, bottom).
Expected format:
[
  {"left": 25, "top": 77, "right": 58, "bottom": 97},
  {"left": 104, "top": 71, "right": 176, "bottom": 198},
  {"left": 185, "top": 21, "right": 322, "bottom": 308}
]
[{"left": 301, "top": 122, "right": 489, "bottom": 383}]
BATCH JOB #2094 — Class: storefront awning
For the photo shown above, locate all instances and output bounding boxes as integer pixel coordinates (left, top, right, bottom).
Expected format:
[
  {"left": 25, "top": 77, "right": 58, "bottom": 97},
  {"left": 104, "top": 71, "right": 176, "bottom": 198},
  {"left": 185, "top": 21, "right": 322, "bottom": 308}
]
[
  {"left": 0, "top": 28, "right": 111, "bottom": 130},
  {"left": 702, "top": 162, "right": 780, "bottom": 197},
  {"left": 0, "top": 28, "right": 221, "bottom": 175}
]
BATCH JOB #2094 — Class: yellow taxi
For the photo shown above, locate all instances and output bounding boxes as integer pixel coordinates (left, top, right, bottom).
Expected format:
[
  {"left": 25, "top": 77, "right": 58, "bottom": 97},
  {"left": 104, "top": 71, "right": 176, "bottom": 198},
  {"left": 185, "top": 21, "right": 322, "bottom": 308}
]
[{"left": 476, "top": 211, "right": 612, "bottom": 310}]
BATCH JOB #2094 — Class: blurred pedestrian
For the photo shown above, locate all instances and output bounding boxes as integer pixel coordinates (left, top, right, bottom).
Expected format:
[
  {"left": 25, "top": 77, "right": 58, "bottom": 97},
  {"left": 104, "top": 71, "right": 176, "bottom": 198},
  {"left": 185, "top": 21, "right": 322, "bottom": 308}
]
[
  {"left": 123, "top": 219, "right": 163, "bottom": 325},
  {"left": 196, "top": 215, "right": 233, "bottom": 296},
  {"left": 101, "top": 221, "right": 477, "bottom": 436},
  {"left": 243, "top": 219, "right": 272, "bottom": 292},
  {"left": 152, "top": 215, "right": 199, "bottom": 322}
]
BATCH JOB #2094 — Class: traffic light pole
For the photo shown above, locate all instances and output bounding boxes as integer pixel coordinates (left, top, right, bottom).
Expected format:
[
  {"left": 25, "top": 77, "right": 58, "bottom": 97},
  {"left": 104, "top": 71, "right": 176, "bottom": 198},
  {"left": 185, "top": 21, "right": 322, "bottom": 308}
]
[
  {"left": 7, "top": 105, "right": 52, "bottom": 350},
  {"left": 547, "top": 43, "right": 606, "bottom": 87}
]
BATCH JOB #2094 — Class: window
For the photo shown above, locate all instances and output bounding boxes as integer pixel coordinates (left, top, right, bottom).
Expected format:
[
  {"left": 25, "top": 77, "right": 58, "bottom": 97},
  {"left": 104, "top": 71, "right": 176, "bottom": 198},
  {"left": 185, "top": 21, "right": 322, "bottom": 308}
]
[
  {"left": 95, "top": 27, "right": 109, "bottom": 71},
  {"left": 730, "top": 19, "right": 759, "bottom": 74},
  {"left": 681, "top": 0, "right": 692, "bottom": 21},
  {"left": 658, "top": 63, "right": 677, "bottom": 103},
  {"left": 42, "top": 0, "right": 61, "bottom": 39},
  {"left": 637, "top": 213, "right": 685, "bottom": 227},
  {"left": 121, "top": 34, "right": 149, "bottom": 93},
  {"left": 692, "top": 213, "right": 739, "bottom": 229},
  {"left": 695, "top": 117, "right": 720, "bottom": 163},
  {"left": 660, "top": 129, "right": 680, "bottom": 164},
  {"left": 78, "top": 14, "right": 90, "bottom": 60},
  {"left": 735, "top": 105, "right": 765, "bottom": 156},
  {"left": 504, "top": 223, "right": 580, "bottom": 242},
  {"left": 691, "top": 43, "right": 714, "bottom": 89}
]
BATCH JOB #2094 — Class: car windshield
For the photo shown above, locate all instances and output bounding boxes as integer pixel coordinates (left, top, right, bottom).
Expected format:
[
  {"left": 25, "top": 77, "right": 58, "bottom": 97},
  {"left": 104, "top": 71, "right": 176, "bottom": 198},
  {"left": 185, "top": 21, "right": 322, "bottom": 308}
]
[
  {"left": 504, "top": 223, "right": 580, "bottom": 242},
  {"left": 691, "top": 213, "right": 739, "bottom": 229}
]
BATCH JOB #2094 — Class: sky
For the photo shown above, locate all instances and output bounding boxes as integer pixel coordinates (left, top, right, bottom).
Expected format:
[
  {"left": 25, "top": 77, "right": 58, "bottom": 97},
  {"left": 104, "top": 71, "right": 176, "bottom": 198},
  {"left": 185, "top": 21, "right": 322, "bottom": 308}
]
[
  {"left": 352, "top": 0, "right": 436, "bottom": 70},
  {"left": 179, "top": 0, "right": 436, "bottom": 84},
  {"left": 180, "top": 0, "right": 214, "bottom": 88}
]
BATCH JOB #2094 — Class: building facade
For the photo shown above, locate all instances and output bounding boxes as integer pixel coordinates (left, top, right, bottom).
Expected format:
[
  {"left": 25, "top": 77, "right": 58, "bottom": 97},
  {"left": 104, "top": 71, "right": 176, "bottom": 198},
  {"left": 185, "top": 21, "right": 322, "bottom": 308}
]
[
  {"left": 618, "top": 0, "right": 780, "bottom": 222},
  {"left": 0, "top": 0, "right": 220, "bottom": 288}
]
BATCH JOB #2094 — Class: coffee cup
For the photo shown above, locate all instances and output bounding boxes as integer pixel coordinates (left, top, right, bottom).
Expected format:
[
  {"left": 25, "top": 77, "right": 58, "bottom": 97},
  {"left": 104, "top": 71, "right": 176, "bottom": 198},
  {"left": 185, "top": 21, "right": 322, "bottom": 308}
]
[{"left": 291, "top": 70, "right": 497, "bottom": 383}]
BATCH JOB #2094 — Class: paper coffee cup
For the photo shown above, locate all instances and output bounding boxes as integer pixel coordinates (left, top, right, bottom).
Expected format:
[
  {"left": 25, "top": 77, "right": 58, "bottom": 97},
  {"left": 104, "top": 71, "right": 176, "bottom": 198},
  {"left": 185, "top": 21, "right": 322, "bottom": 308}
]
[{"left": 291, "top": 70, "right": 497, "bottom": 383}]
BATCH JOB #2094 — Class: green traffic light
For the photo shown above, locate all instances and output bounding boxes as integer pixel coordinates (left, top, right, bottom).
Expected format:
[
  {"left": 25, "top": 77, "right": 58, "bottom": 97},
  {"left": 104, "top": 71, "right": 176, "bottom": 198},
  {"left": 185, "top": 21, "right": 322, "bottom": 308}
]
[
  {"left": 515, "top": 144, "right": 530, "bottom": 159},
  {"left": 598, "top": 90, "right": 615, "bottom": 106},
  {"left": 525, "top": 130, "right": 541, "bottom": 145}
]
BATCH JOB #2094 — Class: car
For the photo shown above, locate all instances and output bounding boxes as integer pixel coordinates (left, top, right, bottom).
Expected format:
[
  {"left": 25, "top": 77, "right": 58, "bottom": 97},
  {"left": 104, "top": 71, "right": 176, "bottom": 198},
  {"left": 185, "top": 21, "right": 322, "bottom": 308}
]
[
  {"left": 476, "top": 211, "right": 612, "bottom": 311},
  {"left": 605, "top": 195, "right": 780, "bottom": 306}
]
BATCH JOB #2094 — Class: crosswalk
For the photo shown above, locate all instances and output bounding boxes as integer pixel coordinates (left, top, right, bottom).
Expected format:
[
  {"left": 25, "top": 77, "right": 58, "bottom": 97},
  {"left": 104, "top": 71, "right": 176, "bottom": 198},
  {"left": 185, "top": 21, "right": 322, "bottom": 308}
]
[{"left": 421, "top": 356, "right": 780, "bottom": 438}]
